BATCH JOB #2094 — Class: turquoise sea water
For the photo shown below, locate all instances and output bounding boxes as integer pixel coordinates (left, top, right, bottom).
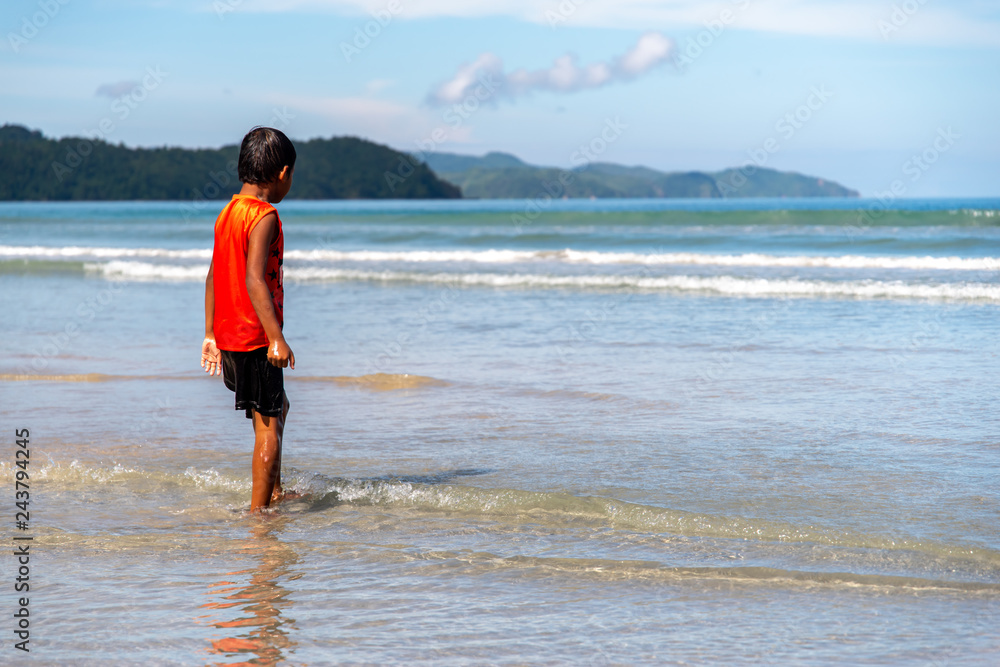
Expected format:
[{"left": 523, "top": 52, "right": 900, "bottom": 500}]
[{"left": 2, "top": 198, "right": 999, "bottom": 664}]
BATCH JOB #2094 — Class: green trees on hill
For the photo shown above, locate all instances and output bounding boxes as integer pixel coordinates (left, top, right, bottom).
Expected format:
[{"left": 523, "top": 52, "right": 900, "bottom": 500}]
[
  {"left": 293, "top": 136, "right": 460, "bottom": 199},
  {"left": 0, "top": 124, "right": 857, "bottom": 202},
  {"left": 0, "top": 124, "right": 461, "bottom": 201},
  {"left": 424, "top": 151, "right": 859, "bottom": 199}
]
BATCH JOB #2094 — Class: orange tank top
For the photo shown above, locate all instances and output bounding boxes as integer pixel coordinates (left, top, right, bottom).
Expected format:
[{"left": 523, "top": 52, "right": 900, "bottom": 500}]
[{"left": 212, "top": 195, "right": 284, "bottom": 352}]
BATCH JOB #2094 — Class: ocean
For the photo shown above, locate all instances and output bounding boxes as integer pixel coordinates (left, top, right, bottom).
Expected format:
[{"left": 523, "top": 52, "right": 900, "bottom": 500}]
[{"left": 1, "top": 197, "right": 999, "bottom": 665}]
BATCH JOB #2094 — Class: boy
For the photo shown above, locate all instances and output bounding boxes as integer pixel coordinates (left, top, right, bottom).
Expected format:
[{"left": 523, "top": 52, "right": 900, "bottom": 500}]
[{"left": 200, "top": 126, "right": 296, "bottom": 513}]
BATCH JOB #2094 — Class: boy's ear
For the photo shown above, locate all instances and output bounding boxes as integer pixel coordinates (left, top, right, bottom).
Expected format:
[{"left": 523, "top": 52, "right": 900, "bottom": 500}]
[{"left": 278, "top": 165, "right": 291, "bottom": 181}]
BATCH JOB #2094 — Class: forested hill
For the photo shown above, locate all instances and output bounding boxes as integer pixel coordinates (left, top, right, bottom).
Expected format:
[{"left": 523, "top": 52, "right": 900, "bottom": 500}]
[
  {"left": 424, "top": 151, "right": 859, "bottom": 199},
  {"left": 0, "top": 123, "right": 858, "bottom": 201},
  {"left": 0, "top": 124, "right": 461, "bottom": 200}
]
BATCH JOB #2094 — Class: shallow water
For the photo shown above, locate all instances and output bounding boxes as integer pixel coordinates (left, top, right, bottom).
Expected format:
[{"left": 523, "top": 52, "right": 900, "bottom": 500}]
[{"left": 2, "top": 198, "right": 999, "bottom": 664}]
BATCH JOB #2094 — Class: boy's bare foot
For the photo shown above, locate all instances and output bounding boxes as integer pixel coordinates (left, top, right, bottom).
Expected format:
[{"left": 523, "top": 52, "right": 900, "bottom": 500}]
[{"left": 269, "top": 487, "right": 304, "bottom": 504}]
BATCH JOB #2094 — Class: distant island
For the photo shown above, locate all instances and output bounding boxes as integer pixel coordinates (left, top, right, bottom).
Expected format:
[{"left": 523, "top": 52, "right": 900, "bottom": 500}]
[
  {"left": 423, "top": 151, "right": 859, "bottom": 199},
  {"left": 0, "top": 124, "right": 858, "bottom": 201},
  {"left": 0, "top": 124, "right": 459, "bottom": 201}
]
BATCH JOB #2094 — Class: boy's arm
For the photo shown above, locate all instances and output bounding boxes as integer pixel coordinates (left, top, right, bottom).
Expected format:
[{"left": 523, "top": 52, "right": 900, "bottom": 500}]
[
  {"left": 246, "top": 213, "right": 295, "bottom": 369},
  {"left": 201, "top": 258, "right": 222, "bottom": 376}
]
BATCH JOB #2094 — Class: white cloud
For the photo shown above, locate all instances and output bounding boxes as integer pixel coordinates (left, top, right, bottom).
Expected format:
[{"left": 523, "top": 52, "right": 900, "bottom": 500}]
[
  {"left": 618, "top": 31, "right": 673, "bottom": 74},
  {"left": 433, "top": 53, "right": 502, "bottom": 105},
  {"left": 95, "top": 80, "right": 140, "bottom": 98},
  {"left": 213, "top": 0, "right": 1000, "bottom": 47},
  {"left": 427, "top": 31, "right": 673, "bottom": 106}
]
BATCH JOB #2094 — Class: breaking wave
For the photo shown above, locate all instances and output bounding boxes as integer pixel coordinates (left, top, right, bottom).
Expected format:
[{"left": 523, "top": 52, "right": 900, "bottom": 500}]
[{"left": 85, "top": 261, "right": 1000, "bottom": 302}]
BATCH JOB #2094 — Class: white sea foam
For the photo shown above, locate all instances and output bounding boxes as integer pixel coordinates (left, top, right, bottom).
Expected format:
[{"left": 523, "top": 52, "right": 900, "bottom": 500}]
[
  {"left": 292, "top": 248, "right": 1000, "bottom": 270},
  {"left": 9, "top": 245, "right": 1000, "bottom": 270},
  {"left": 90, "top": 260, "right": 208, "bottom": 280},
  {"left": 287, "top": 248, "right": 539, "bottom": 264},
  {"left": 557, "top": 250, "right": 1000, "bottom": 271},
  {"left": 88, "top": 261, "right": 1000, "bottom": 301},
  {"left": 0, "top": 245, "right": 212, "bottom": 259}
]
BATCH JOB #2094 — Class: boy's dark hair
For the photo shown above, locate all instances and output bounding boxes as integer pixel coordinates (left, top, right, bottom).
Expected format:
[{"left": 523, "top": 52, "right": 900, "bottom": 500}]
[{"left": 238, "top": 127, "right": 297, "bottom": 185}]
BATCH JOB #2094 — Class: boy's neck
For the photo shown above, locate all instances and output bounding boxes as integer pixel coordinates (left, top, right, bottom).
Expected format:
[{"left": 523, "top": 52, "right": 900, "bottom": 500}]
[{"left": 238, "top": 182, "right": 279, "bottom": 203}]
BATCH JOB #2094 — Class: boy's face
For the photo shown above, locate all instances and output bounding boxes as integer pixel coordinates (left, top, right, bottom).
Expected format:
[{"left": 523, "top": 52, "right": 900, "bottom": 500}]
[{"left": 272, "top": 166, "right": 294, "bottom": 203}]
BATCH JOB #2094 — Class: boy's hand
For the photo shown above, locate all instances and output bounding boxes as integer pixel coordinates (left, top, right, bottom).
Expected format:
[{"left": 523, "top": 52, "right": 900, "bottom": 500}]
[
  {"left": 201, "top": 337, "right": 222, "bottom": 376},
  {"left": 268, "top": 338, "right": 295, "bottom": 369}
]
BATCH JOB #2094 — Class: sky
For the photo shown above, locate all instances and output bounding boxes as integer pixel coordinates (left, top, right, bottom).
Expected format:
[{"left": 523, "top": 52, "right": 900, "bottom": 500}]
[{"left": 2, "top": 0, "right": 999, "bottom": 197}]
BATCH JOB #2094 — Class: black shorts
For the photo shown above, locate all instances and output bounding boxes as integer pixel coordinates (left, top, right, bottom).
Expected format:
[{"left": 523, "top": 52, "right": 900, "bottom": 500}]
[{"left": 220, "top": 346, "right": 285, "bottom": 419}]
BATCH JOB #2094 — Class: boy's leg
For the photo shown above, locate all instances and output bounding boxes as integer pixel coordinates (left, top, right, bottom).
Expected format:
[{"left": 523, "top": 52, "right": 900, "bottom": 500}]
[
  {"left": 249, "top": 393, "right": 290, "bottom": 511},
  {"left": 250, "top": 410, "right": 280, "bottom": 511},
  {"left": 269, "top": 394, "right": 290, "bottom": 503}
]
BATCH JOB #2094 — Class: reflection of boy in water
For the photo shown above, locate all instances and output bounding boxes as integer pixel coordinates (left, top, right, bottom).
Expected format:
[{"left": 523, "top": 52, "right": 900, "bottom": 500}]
[
  {"left": 201, "top": 127, "right": 296, "bottom": 512},
  {"left": 204, "top": 524, "right": 298, "bottom": 664}
]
